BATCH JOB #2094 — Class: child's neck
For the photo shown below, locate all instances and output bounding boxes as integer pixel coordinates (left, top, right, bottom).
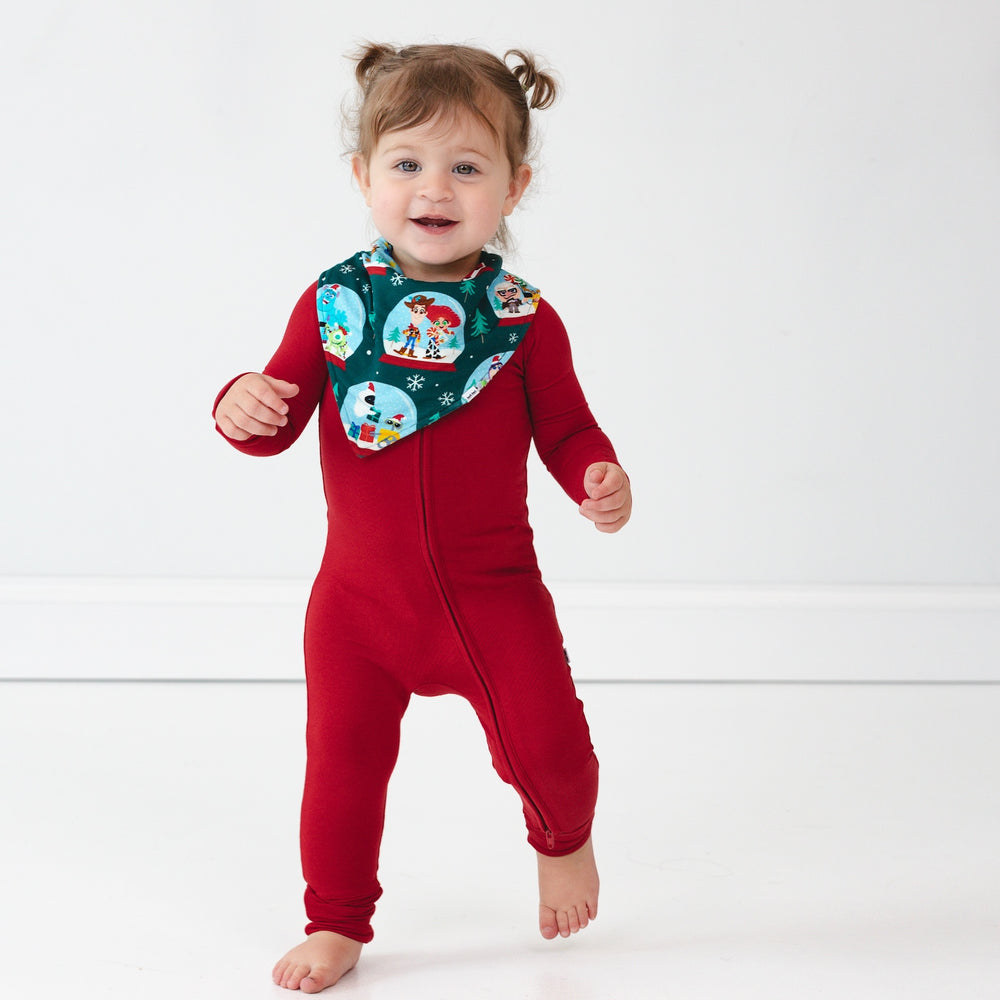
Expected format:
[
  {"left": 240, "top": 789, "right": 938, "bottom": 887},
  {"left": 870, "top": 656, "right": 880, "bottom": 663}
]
[{"left": 386, "top": 244, "right": 486, "bottom": 284}]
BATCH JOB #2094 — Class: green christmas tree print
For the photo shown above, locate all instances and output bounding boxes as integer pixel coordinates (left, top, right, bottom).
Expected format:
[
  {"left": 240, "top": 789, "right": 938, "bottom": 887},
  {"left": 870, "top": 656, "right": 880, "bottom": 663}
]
[{"left": 470, "top": 310, "right": 491, "bottom": 342}]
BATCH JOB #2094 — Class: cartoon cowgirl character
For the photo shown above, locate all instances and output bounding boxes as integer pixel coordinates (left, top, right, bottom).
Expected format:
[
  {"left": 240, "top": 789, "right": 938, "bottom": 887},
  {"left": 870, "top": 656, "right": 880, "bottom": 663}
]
[{"left": 423, "top": 304, "right": 461, "bottom": 360}]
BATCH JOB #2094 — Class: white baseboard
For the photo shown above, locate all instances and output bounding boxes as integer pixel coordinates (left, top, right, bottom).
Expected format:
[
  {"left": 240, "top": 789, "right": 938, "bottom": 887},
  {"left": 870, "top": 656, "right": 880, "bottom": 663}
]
[{"left": 2, "top": 578, "right": 999, "bottom": 682}]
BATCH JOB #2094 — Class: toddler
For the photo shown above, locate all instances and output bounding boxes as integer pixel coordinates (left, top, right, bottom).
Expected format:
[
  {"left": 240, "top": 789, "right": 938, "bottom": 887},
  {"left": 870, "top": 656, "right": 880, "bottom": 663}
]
[{"left": 214, "top": 42, "right": 632, "bottom": 993}]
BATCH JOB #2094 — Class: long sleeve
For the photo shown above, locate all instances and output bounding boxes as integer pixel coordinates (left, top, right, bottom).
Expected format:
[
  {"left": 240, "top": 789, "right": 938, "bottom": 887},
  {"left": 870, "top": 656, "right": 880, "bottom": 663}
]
[
  {"left": 521, "top": 300, "right": 621, "bottom": 504},
  {"left": 212, "top": 282, "right": 328, "bottom": 456},
  {"left": 213, "top": 286, "right": 622, "bottom": 508}
]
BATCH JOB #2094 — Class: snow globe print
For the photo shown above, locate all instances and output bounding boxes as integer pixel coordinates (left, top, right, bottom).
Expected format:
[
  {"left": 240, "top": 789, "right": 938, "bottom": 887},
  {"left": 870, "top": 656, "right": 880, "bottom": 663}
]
[{"left": 321, "top": 240, "right": 540, "bottom": 456}]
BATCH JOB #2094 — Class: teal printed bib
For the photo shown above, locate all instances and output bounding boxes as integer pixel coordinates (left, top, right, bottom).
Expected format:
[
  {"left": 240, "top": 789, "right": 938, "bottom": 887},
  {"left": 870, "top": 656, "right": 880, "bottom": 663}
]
[{"left": 317, "top": 239, "right": 539, "bottom": 455}]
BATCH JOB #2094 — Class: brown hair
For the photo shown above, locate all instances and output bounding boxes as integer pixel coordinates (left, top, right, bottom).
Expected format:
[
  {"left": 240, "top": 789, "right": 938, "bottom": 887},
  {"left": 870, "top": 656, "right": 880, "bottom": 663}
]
[{"left": 346, "top": 43, "right": 559, "bottom": 249}]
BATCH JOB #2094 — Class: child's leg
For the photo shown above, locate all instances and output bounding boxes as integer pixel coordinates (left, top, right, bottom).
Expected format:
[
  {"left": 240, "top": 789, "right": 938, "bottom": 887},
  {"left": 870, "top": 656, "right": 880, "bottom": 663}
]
[
  {"left": 299, "top": 653, "right": 411, "bottom": 941},
  {"left": 457, "top": 580, "right": 598, "bottom": 850},
  {"left": 465, "top": 636, "right": 601, "bottom": 939},
  {"left": 468, "top": 656, "right": 599, "bottom": 856},
  {"left": 448, "top": 578, "right": 600, "bottom": 937},
  {"left": 273, "top": 612, "right": 411, "bottom": 991}
]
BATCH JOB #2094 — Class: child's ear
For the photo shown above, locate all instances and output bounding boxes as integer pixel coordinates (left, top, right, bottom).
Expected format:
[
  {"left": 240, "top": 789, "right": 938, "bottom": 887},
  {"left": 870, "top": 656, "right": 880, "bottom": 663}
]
[
  {"left": 352, "top": 156, "right": 373, "bottom": 206},
  {"left": 503, "top": 163, "right": 532, "bottom": 216}
]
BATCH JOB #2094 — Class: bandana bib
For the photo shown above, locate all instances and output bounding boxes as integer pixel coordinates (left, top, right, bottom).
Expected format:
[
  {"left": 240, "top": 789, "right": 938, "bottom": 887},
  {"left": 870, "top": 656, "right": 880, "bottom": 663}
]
[{"left": 317, "top": 239, "right": 540, "bottom": 455}]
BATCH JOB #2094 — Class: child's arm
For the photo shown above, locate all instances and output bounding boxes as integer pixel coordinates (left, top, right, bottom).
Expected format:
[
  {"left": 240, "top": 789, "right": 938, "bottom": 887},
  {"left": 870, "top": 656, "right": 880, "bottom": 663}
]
[
  {"left": 522, "top": 301, "right": 631, "bottom": 532},
  {"left": 213, "top": 283, "right": 328, "bottom": 455}
]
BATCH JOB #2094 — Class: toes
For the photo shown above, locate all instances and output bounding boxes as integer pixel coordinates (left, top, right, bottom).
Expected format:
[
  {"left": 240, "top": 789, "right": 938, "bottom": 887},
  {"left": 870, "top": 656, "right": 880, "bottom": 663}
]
[
  {"left": 540, "top": 898, "right": 600, "bottom": 940},
  {"left": 539, "top": 905, "right": 559, "bottom": 940},
  {"left": 303, "top": 964, "right": 338, "bottom": 993},
  {"left": 287, "top": 962, "right": 311, "bottom": 990}
]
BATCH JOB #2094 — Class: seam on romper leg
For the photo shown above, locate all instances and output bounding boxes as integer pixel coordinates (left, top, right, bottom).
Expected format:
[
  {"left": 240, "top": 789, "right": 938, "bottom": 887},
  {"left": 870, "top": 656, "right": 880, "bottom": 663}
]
[
  {"left": 414, "top": 435, "right": 557, "bottom": 842},
  {"left": 461, "top": 629, "right": 557, "bottom": 820}
]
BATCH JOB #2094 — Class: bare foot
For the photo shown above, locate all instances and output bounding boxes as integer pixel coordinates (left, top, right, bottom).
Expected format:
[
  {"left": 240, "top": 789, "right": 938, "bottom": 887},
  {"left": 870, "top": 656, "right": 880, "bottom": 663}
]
[
  {"left": 536, "top": 836, "right": 600, "bottom": 940},
  {"left": 272, "top": 931, "right": 362, "bottom": 993}
]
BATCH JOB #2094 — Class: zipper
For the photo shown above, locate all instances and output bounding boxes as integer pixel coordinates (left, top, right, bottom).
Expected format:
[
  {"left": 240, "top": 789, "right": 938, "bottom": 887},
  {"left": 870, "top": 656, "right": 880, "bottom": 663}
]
[{"left": 416, "top": 435, "right": 554, "bottom": 848}]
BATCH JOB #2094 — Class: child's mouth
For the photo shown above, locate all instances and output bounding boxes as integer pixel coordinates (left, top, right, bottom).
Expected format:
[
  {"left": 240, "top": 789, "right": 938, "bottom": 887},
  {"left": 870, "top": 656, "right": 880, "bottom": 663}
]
[{"left": 413, "top": 217, "right": 457, "bottom": 231}]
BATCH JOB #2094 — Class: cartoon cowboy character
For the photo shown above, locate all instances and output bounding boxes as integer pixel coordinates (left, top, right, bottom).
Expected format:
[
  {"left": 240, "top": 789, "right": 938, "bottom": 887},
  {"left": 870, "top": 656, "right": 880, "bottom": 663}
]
[{"left": 396, "top": 295, "right": 433, "bottom": 358}]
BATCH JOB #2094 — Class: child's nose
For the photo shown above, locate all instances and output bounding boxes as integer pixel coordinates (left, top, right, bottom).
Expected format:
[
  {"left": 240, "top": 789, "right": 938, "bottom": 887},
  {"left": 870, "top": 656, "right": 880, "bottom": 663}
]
[{"left": 418, "top": 170, "right": 453, "bottom": 202}]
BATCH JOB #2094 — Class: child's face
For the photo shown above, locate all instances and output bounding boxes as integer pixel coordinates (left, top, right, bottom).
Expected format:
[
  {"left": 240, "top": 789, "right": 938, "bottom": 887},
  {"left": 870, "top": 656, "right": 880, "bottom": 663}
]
[{"left": 353, "top": 113, "right": 531, "bottom": 283}]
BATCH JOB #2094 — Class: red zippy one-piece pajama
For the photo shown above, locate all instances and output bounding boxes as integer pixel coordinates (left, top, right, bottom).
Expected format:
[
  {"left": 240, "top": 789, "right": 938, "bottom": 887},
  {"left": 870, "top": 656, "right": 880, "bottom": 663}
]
[{"left": 215, "top": 280, "right": 620, "bottom": 943}]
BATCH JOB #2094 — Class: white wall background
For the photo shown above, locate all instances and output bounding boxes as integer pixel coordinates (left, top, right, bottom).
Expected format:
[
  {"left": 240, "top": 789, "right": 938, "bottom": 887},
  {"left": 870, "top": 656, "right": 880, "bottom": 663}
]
[{"left": 2, "top": 1, "right": 998, "bottom": 679}]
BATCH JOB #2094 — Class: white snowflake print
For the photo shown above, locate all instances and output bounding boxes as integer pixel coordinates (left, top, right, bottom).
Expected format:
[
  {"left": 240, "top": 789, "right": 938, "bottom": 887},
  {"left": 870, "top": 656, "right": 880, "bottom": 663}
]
[
  {"left": 509, "top": 332, "right": 519, "bottom": 344},
  {"left": 339, "top": 264, "right": 354, "bottom": 274},
  {"left": 390, "top": 272, "right": 405, "bottom": 286},
  {"left": 362, "top": 284, "right": 370, "bottom": 293},
  {"left": 439, "top": 391, "right": 455, "bottom": 407},
  {"left": 407, "top": 374, "right": 426, "bottom": 391}
]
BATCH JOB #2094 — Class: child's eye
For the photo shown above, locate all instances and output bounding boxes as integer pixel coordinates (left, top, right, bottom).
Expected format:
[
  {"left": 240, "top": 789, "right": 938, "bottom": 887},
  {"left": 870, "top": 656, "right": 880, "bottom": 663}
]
[
  {"left": 454, "top": 163, "right": 478, "bottom": 176},
  {"left": 395, "top": 160, "right": 420, "bottom": 173}
]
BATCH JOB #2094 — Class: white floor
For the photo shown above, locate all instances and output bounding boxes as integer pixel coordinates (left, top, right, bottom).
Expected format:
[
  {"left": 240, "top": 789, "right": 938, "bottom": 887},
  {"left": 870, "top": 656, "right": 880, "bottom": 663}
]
[{"left": 1, "top": 681, "right": 998, "bottom": 999}]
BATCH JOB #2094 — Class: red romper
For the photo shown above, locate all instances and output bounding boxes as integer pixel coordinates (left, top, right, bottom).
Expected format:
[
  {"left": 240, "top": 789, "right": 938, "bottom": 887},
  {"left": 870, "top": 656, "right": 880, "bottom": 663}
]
[{"left": 216, "top": 282, "right": 620, "bottom": 943}]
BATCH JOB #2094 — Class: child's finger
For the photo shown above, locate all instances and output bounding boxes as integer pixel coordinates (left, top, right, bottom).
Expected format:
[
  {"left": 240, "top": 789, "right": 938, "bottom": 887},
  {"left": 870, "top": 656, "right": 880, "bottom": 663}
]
[
  {"left": 215, "top": 412, "right": 252, "bottom": 441},
  {"left": 230, "top": 403, "right": 284, "bottom": 437},
  {"left": 579, "top": 505, "right": 627, "bottom": 530},
  {"left": 584, "top": 462, "right": 625, "bottom": 501},
  {"left": 248, "top": 380, "right": 293, "bottom": 418},
  {"left": 593, "top": 515, "right": 628, "bottom": 534},
  {"left": 238, "top": 390, "right": 288, "bottom": 427},
  {"left": 584, "top": 465, "right": 605, "bottom": 490},
  {"left": 579, "top": 493, "right": 626, "bottom": 521},
  {"left": 584, "top": 506, "right": 629, "bottom": 533},
  {"left": 583, "top": 464, "right": 609, "bottom": 499},
  {"left": 217, "top": 405, "right": 279, "bottom": 440},
  {"left": 263, "top": 376, "right": 300, "bottom": 401}
]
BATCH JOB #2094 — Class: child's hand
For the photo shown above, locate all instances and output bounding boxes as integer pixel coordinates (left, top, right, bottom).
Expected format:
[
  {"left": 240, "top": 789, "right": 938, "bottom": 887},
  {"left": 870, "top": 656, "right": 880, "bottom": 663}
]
[
  {"left": 215, "top": 374, "right": 299, "bottom": 441},
  {"left": 579, "top": 462, "right": 631, "bottom": 533}
]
